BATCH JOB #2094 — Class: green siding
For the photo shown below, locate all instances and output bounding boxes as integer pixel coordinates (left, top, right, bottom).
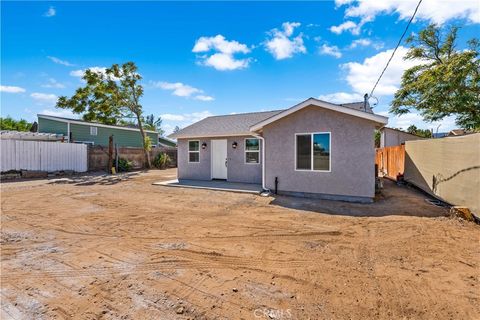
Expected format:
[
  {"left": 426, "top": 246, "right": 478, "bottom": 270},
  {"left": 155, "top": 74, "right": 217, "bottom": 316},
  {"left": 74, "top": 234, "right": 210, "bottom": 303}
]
[
  {"left": 38, "top": 118, "right": 68, "bottom": 135},
  {"left": 38, "top": 117, "right": 158, "bottom": 147},
  {"left": 70, "top": 123, "right": 158, "bottom": 147}
]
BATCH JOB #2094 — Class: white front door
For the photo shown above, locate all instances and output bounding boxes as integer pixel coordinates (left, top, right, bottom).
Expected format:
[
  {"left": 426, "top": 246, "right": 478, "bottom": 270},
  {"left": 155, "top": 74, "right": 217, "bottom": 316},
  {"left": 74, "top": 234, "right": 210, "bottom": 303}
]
[{"left": 211, "top": 139, "right": 228, "bottom": 179}]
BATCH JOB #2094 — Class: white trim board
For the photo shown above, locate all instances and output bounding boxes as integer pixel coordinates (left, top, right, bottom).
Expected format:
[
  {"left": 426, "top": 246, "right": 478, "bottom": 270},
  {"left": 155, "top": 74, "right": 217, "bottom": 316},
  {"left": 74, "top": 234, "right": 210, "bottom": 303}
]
[
  {"left": 250, "top": 98, "right": 388, "bottom": 132},
  {"left": 38, "top": 114, "right": 158, "bottom": 134}
]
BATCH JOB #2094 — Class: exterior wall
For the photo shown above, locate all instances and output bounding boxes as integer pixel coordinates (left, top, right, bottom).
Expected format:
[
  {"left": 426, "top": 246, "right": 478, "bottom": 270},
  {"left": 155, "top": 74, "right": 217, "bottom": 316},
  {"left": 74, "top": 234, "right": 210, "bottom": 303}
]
[
  {"left": 70, "top": 123, "right": 158, "bottom": 147},
  {"left": 177, "top": 138, "right": 212, "bottom": 180},
  {"left": 38, "top": 118, "right": 158, "bottom": 148},
  {"left": 38, "top": 118, "right": 68, "bottom": 136},
  {"left": 380, "top": 127, "right": 423, "bottom": 147},
  {"left": 227, "top": 137, "right": 262, "bottom": 183},
  {"left": 404, "top": 133, "right": 480, "bottom": 214},
  {"left": 263, "top": 106, "right": 376, "bottom": 200},
  {"left": 177, "top": 136, "right": 262, "bottom": 183}
]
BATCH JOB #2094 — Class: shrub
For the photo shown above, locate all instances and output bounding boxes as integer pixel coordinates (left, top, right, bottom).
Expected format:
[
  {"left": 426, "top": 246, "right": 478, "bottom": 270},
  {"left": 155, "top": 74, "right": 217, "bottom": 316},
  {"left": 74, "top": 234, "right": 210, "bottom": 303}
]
[
  {"left": 153, "top": 152, "right": 170, "bottom": 169},
  {"left": 117, "top": 158, "right": 133, "bottom": 172}
]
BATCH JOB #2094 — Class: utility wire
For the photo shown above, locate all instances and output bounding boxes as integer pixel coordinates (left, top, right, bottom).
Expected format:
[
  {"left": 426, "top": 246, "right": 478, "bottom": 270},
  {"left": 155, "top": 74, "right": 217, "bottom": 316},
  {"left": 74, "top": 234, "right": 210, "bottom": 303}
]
[{"left": 369, "top": 0, "right": 423, "bottom": 99}]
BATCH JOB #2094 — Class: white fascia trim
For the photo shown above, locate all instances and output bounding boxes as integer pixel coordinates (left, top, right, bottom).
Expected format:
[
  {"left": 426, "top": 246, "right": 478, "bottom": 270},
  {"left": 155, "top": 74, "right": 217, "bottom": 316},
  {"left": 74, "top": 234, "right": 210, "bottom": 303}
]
[
  {"left": 250, "top": 98, "right": 388, "bottom": 132},
  {"left": 38, "top": 115, "right": 158, "bottom": 134},
  {"left": 172, "top": 132, "right": 255, "bottom": 139}
]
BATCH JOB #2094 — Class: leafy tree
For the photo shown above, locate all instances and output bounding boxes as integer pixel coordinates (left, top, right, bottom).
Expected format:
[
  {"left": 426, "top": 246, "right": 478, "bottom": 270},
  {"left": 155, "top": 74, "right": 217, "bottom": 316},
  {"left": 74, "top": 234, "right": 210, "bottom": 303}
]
[
  {"left": 0, "top": 116, "right": 33, "bottom": 131},
  {"left": 391, "top": 24, "right": 480, "bottom": 130},
  {"left": 144, "top": 114, "right": 165, "bottom": 136},
  {"left": 374, "top": 130, "right": 381, "bottom": 148},
  {"left": 57, "top": 62, "right": 152, "bottom": 167},
  {"left": 173, "top": 126, "right": 181, "bottom": 134},
  {"left": 406, "top": 125, "right": 432, "bottom": 138}
]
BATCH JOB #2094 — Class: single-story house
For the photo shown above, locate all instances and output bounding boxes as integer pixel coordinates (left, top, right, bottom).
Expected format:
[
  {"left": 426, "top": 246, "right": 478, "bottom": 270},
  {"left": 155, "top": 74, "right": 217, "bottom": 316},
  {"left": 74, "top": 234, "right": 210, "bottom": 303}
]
[
  {"left": 379, "top": 127, "right": 425, "bottom": 148},
  {"left": 169, "top": 97, "right": 388, "bottom": 202},
  {"left": 38, "top": 114, "right": 159, "bottom": 148},
  {"left": 158, "top": 136, "right": 177, "bottom": 148}
]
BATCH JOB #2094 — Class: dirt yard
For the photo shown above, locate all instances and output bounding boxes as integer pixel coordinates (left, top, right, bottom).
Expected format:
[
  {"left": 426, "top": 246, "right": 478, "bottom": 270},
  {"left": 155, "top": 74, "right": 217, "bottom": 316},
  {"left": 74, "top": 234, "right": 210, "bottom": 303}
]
[{"left": 1, "top": 169, "right": 478, "bottom": 319}]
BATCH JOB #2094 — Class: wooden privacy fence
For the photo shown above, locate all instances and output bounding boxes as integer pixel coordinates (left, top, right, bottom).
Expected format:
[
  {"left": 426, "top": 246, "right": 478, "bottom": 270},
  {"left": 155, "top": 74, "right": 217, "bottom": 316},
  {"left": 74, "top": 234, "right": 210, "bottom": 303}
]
[
  {"left": 1, "top": 140, "right": 88, "bottom": 172},
  {"left": 375, "top": 144, "right": 405, "bottom": 180}
]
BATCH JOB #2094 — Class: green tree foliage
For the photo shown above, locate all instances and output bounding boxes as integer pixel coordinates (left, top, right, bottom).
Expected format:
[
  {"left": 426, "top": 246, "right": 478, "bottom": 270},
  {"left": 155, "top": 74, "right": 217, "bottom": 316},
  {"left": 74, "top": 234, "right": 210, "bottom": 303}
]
[
  {"left": 374, "top": 130, "right": 381, "bottom": 148},
  {"left": 0, "top": 116, "right": 33, "bottom": 131},
  {"left": 173, "top": 126, "right": 180, "bottom": 134},
  {"left": 391, "top": 24, "right": 480, "bottom": 130},
  {"left": 57, "top": 62, "right": 152, "bottom": 167},
  {"left": 407, "top": 125, "right": 432, "bottom": 138},
  {"left": 144, "top": 114, "right": 165, "bottom": 136}
]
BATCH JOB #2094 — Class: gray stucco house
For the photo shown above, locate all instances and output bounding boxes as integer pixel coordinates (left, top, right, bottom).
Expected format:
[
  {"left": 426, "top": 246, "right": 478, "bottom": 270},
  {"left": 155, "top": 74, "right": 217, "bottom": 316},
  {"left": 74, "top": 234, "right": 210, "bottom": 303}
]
[{"left": 169, "top": 98, "right": 388, "bottom": 202}]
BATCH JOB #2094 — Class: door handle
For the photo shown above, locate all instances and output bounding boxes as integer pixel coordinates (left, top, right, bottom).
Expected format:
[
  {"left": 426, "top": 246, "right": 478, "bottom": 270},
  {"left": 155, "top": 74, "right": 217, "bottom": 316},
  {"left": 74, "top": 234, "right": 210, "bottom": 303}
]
[{"left": 225, "top": 159, "right": 228, "bottom": 167}]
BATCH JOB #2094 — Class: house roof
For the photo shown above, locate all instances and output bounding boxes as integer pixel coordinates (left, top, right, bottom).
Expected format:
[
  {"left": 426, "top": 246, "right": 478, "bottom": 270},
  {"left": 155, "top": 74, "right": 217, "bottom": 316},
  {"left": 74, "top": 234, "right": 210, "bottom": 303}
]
[
  {"left": 38, "top": 114, "right": 158, "bottom": 134},
  {"left": 170, "top": 98, "right": 388, "bottom": 139},
  {"left": 250, "top": 98, "right": 387, "bottom": 132},
  {"left": 169, "top": 110, "right": 284, "bottom": 139}
]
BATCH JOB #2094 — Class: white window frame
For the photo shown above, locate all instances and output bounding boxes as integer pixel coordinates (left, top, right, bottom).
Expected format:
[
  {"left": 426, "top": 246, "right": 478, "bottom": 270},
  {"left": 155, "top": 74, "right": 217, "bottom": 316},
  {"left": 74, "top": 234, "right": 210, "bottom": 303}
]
[
  {"left": 294, "top": 132, "right": 331, "bottom": 172},
  {"left": 90, "top": 126, "right": 98, "bottom": 136},
  {"left": 244, "top": 138, "right": 260, "bottom": 165},
  {"left": 188, "top": 140, "right": 200, "bottom": 163}
]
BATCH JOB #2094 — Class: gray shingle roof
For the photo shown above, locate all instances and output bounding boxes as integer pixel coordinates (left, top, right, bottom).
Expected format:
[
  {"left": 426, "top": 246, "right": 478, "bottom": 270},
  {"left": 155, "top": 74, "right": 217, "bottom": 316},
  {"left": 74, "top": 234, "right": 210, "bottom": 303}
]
[
  {"left": 169, "top": 99, "right": 373, "bottom": 139},
  {"left": 169, "top": 110, "right": 284, "bottom": 139}
]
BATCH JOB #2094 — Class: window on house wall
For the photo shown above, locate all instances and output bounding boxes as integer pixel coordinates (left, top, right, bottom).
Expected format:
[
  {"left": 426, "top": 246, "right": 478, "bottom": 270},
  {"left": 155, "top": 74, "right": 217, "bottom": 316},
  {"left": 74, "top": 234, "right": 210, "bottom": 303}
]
[
  {"left": 296, "top": 133, "right": 331, "bottom": 171},
  {"left": 245, "top": 138, "right": 260, "bottom": 164},
  {"left": 188, "top": 140, "right": 200, "bottom": 163},
  {"left": 90, "top": 126, "right": 98, "bottom": 136}
]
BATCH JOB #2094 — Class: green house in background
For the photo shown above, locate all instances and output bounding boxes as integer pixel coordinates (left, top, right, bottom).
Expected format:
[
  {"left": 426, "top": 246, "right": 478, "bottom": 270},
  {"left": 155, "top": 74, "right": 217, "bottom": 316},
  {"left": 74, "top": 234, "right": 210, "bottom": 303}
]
[{"left": 38, "top": 114, "right": 159, "bottom": 148}]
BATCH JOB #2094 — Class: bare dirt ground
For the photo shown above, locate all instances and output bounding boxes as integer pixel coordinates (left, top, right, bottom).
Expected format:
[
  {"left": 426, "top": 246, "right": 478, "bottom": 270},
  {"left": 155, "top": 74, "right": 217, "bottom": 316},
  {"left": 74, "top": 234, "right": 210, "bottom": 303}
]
[{"left": 1, "top": 169, "right": 478, "bottom": 320}]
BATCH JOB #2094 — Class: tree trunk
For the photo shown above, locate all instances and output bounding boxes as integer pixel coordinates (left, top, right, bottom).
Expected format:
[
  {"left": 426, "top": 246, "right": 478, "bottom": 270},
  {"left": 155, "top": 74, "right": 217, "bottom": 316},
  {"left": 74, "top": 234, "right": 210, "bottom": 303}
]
[{"left": 135, "top": 112, "right": 151, "bottom": 168}]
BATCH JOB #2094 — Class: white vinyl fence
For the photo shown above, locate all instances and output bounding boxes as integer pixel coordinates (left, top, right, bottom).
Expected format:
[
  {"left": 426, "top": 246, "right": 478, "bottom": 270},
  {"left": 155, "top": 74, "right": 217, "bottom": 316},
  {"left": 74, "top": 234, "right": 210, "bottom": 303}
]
[{"left": 1, "top": 140, "right": 87, "bottom": 172}]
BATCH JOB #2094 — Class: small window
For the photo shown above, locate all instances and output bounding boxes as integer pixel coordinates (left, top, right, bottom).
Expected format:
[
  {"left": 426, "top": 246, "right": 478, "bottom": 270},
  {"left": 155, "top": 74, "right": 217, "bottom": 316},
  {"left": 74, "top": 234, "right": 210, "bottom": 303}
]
[
  {"left": 295, "top": 133, "right": 331, "bottom": 171},
  {"left": 90, "top": 126, "right": 97, "bottom": 136},
  {"left": 245, "top": 138, "right": 260, "bottom": 164},
  {"left": 188, "top": 140, "right": 200, "bottom": 163}
]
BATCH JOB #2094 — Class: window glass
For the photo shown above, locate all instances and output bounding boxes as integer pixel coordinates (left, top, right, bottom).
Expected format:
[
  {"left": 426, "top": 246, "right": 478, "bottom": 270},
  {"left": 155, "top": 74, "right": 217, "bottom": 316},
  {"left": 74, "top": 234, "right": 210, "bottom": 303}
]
[
  {"left": 245, "top": 138, "right": 259, "bottom": 151},
  {"left": 189, "top": 141, "right": 199, "bottom": 151},
  {"left": 313, "top": 133, "right": 330, "bottom": 171},
  {"left": 246, "top": 152, "right": 259, "bottom": 164},
  {"left": 189, "top": 152, "right": 199, "bottom": 163},
  {"left": 296, "top": 134, "right": 311, "bottom": 170},
  {"left": 90, "top": 126, "right": 97, "bottom": 136}
]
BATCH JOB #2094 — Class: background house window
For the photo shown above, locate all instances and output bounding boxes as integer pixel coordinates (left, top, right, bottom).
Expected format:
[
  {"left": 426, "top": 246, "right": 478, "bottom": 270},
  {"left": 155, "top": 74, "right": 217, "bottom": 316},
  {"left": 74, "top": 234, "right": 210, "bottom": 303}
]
[
  {"left": 245, "top": 138, "right": 260, "bottom": 164},
  {"left": 90, "top": 126, "right": 97, "bottom": 136},
  {"left": 296, "top": 133, "right": 330, "bottom": 171},
  {"left": 188, "top": 140, "right": 200, "bottom": 163}
]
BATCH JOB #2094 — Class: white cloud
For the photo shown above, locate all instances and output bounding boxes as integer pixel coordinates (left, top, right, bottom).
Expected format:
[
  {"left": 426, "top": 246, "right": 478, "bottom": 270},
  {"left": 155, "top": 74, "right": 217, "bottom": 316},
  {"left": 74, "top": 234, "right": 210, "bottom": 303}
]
[
  {"left": 47, "top": 56, "right": 74, "bottom": 66},
  {"left": 0, "top": 85, "right": 26, "bottom": 93},
  {"left": 44, "top": 6, "right": 56, "bottom": 17},
  {"left": 31, "top": 93, "right": 58, "bottom": 103},
  {"left": 41, "top": 78, "right": 65, "bottom": 89},
  {"left": 154, "top": 82, "right": 201, "bottom": 97},
  {"left": 70, "top": 67, "right": 107, "bottom": 78},
  {"left": 41, "top": 109, "right": 78, "bottom": 119},
  {"left": 319, "top": 44, "right": 342, "bottom": 58},
  {"left": 317, "top": 46, "right": 422, "bottom": 104},
  {"left": 152, "top": 81, "right": 215, "bottom": 101},
  {"left": 318, "top": 92, "right": 364, "bottom": 103},
  {"left": 330, "top": 20, "right": 361, "bottom": 35},
  {"left": 160, "top": 110, "right": 214, "bottom": 135},
  {"left": 348, "top": 38, "right": 384, "bottom": 50},
  {"left": 336, "top": 0, "right": 479, "bottom": 26},
  {"left": 192, "top": 35, "right": 251, "bottom": 71},
  {"left": 341, "top": 46, "right": 421, "bottom": 96},
  {"left": 265, "top": 22, "right": 306, "bottom": 60},
  {"left": 194, "top": 95, "right": 214, "bottom": 101},
  {"left": 382, "top": 111, "right": 457, "bottom": 132}
]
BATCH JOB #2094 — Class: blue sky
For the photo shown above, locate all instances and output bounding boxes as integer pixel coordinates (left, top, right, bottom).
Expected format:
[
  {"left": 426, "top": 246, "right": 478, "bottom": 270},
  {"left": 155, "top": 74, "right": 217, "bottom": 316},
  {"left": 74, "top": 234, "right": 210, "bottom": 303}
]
[{"left": 1, "top": 1, "right": 479, "bottom": 134}]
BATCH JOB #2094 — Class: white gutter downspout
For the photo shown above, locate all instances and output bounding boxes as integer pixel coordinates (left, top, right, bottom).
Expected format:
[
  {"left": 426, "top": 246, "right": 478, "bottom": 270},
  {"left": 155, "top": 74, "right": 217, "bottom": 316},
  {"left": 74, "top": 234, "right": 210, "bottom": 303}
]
[
  {"left": 67, "top": 122, "right": 71, "bottom": 143},
  {"left": 253, "top": 133, "right": 268, "bottom": 192}
]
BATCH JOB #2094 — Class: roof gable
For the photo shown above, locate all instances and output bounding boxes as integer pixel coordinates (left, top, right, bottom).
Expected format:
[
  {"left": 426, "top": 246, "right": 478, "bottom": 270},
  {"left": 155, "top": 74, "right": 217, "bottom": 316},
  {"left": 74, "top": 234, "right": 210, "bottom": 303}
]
[{"left": 250, "top": 98, "right": 388, "bottom": 132}]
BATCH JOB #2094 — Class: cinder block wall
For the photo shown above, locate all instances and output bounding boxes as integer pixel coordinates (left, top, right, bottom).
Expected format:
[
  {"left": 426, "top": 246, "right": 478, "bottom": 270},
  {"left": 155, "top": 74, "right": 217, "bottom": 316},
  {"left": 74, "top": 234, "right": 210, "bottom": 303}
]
[{"left": 88, "top": 146, "right": 177, "bottom": 171}]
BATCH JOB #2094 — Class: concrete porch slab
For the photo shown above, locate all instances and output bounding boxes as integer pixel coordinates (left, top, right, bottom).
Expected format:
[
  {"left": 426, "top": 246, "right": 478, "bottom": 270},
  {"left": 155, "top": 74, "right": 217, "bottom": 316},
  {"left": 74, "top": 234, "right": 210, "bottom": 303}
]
[{"left": 153, "top": 179, "right": 263, "bottom": 194}]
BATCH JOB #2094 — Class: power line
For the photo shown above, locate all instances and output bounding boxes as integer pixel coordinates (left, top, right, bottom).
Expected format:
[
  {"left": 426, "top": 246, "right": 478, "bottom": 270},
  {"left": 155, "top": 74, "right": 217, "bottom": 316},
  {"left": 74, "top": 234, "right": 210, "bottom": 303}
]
[{"left": 369, "top": 0, "right": 423, "bottom": 99}]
